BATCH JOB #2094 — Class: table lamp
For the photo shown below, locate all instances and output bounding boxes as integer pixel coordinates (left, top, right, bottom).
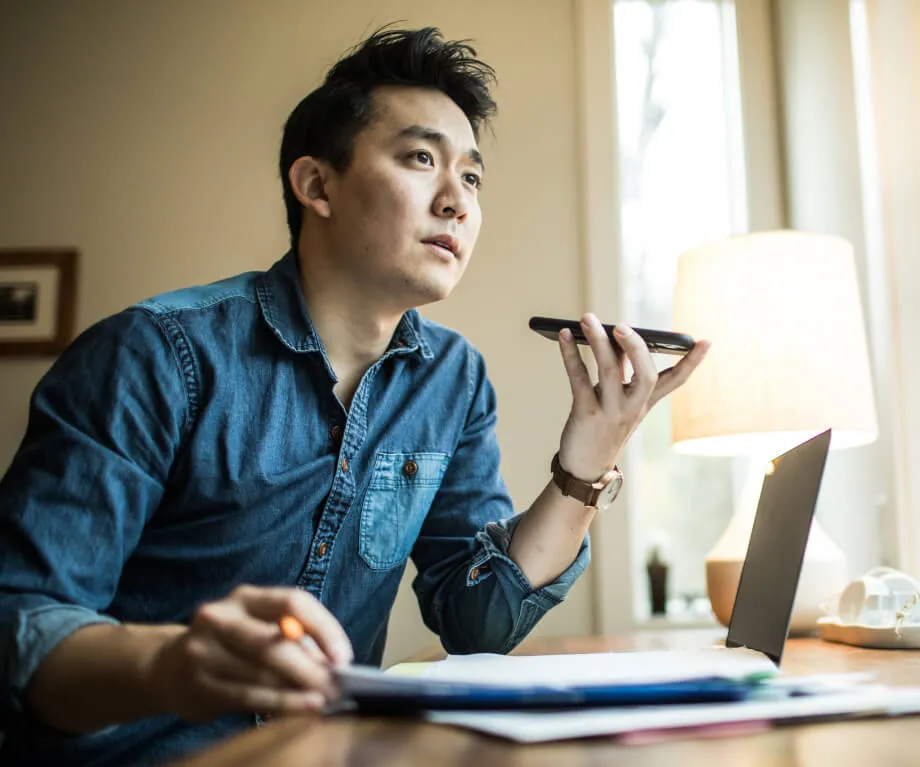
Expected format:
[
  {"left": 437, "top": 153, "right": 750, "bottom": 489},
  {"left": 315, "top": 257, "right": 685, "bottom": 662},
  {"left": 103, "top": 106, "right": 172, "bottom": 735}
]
[{"left": 671, "top": 230, "right": 878, "bottom": 633}]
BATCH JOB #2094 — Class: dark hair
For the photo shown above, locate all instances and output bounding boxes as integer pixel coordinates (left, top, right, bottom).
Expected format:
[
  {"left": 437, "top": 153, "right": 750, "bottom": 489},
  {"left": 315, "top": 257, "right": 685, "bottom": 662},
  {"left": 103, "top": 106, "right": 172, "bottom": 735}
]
[{"left": 279, "top": 26, "right": 497, "bottom": 247}]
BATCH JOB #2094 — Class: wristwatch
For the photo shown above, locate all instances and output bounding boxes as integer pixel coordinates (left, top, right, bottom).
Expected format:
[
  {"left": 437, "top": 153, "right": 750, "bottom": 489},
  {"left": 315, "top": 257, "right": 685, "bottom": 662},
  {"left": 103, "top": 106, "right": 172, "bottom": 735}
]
[{"left": 550, "top": 452, "right": 623, "bottom": 510}]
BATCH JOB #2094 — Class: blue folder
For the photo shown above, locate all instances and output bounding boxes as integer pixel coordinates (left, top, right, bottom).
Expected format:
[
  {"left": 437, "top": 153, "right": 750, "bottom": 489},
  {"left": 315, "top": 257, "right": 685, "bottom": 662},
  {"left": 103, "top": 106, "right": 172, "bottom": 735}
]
[{"left": 336, "top": 665, "right": 756, "bottom": 713}]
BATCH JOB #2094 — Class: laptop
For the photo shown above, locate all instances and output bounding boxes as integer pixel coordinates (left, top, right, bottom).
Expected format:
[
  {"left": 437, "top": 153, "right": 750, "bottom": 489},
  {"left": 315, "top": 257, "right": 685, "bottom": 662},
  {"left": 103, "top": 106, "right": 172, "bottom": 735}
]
[{"left": 724, "top": 428, "right": 833, "bottom": 665}]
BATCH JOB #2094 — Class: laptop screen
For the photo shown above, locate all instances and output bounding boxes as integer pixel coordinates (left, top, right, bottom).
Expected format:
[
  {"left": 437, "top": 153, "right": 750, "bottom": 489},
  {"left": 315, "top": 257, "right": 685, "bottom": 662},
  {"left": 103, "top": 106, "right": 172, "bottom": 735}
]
[{"left": 725, "top": 429, "right": 832, "bottom": 664}]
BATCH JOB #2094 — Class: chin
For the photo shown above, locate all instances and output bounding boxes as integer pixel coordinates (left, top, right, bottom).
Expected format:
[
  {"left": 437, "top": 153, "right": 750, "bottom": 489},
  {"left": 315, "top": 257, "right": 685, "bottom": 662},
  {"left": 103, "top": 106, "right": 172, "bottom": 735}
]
[
  {"left": 412, "top": 287, "right": 453, "bottom": 308},
  {"left": 404, "top": 279, "right": 456, "bottom": 308}
]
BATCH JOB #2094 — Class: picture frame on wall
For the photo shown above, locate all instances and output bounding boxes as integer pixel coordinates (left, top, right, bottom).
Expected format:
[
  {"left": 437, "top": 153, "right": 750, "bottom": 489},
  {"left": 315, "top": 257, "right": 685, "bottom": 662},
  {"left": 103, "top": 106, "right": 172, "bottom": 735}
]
[{"left": 0, "top": 248, "right": 79, "bottom": 357}]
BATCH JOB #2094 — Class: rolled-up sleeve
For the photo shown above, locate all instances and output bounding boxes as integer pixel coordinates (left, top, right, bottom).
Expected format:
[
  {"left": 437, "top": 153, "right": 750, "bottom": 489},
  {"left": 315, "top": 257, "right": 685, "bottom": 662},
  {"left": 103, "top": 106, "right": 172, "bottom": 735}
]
[
  {"left": 410, "top": 346, "right": 589, "bottom": 655},
  {"left": 0, "top": 308, "right": 186, "bottom": 719}
]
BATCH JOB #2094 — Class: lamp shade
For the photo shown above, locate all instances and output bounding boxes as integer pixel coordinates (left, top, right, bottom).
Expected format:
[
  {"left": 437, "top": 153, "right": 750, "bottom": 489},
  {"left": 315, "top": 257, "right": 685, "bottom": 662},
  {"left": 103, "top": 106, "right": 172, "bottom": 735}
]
[{"left": 671, "top": 230, "right": 878, "bottom": 457}]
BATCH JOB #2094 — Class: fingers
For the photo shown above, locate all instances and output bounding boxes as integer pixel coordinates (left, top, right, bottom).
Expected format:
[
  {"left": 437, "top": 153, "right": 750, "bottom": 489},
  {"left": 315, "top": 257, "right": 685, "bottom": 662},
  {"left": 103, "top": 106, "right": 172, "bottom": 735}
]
[
  {"left": 193, "top": 598, "right": 277, "bottom": 657},
  {"left": 263, "top": 640, "right": 339, "bottom": 699},
  {"left": 278, "top": 613, "right": 328, "bottom": 664},
  {"left": 160, "top": 585, "right": 358, "bottom": 722},
  {"left": 612, "top": 323, "right": 658, "bottom": 400},
  {"left": 577, "top": 314, "right": 657, "bottom": 404},
  {"left": 194, "top": 605, "right": 336, "bottom": 700},
  {"left": 647, "top": 339, "right": 711, "bottom": 408},
  {"left": 560, "top": 315, "right": 706, "bottom": 412},
  {"left": 579, "top": 314, "right": 621, "bottom": 388},
  {"left": 558, "top": 328, "right": 595, "bottom": 412},
  {"left": 234, "top": 586, "right": 353, "bottom": 667},
  {"left": 185, "top": 632, "right": 291, "bottom": 689},
  {"left": 192, "top": 675, "right": 327, "bottom": 720},
  {"left": 560, "top": 314, "right": 662, "bottom": 414},
  {"left": 192, "top": 588, "right": 348, "bottom": 699}
]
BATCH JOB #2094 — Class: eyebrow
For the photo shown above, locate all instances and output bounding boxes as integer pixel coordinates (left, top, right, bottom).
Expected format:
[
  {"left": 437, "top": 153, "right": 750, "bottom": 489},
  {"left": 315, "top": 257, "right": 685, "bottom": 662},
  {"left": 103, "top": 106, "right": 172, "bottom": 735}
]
[{"left": 397, "top": 125, "right": 485, "bottom": 172}]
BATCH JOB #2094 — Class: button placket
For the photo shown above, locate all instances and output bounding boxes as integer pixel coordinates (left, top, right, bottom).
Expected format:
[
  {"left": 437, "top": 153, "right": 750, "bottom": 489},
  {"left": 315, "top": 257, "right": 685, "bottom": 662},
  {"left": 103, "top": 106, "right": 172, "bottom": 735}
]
[{"left": 297, "top": 381, "right": 370, "bottom": 592}]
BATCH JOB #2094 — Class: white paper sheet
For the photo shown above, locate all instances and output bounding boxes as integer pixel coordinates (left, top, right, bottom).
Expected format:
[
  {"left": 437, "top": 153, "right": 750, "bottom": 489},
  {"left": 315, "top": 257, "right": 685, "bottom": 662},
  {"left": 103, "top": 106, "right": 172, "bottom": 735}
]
[
  {"left": 425, "top": 686, "right": 920, "bottom": 743},
  {"left": 419, "top": 647, "right": 778, "bottom": 687}
]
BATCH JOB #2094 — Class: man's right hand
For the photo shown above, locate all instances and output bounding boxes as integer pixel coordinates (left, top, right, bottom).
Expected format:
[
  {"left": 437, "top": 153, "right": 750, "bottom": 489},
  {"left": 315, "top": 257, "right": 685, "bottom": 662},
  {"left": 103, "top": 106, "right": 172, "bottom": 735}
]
[{"left": 145, "top": 585, "right": 354, "bottom": 721}]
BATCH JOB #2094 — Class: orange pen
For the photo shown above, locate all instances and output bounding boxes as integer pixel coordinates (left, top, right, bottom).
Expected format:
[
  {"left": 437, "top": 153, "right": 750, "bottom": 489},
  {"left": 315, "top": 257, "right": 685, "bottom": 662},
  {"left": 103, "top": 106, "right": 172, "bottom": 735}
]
[
  {"left": 279, "top": 615, "right": 305, "bottom": 642},
  {"left": 279, "top": 615, "right": 324, "bottom": 659}
]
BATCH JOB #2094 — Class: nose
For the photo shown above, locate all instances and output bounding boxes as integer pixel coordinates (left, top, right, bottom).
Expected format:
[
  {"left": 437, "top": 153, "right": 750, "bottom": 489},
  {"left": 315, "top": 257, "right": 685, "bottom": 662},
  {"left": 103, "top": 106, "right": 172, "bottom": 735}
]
[{"left": 431, "top": 174, "right": 469, "bottom": 221}]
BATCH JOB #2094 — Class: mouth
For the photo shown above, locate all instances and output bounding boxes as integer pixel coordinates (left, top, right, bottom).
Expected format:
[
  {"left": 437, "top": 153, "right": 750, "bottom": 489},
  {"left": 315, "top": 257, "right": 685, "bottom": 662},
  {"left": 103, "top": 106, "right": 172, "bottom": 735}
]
[{"left": 422, "top": 235, "right": 460, "bottom": 257}]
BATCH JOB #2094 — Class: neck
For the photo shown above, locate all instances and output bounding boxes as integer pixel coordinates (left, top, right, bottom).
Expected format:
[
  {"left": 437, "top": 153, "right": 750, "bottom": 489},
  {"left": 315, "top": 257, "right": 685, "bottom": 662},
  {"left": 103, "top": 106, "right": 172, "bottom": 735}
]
[{"left": 295, "top": 233, "right": 404, "bottom": 406}]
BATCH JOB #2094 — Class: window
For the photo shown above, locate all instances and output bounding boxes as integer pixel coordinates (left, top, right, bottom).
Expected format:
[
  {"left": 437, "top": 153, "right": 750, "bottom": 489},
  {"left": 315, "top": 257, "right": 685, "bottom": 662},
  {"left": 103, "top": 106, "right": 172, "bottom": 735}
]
[{"left": 612, "top": 0, "right": 747, "bottom": 620}]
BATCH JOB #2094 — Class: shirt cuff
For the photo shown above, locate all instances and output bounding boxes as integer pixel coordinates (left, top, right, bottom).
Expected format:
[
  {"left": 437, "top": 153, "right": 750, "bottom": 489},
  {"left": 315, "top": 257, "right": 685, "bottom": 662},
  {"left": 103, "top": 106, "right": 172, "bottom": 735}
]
[
  {"left": 6, "top": 605, "right": 120, "bottom": 715},
  {"left": 471, "top": 513, "right": 591, "bottom": 609}
]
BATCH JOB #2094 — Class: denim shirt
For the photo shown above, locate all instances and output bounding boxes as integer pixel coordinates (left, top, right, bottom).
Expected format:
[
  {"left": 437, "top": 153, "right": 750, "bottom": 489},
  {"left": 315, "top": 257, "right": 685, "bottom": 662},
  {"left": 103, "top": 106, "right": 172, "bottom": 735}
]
[{"left": 0, "top": 251, "right": 589, "bottom": 766}]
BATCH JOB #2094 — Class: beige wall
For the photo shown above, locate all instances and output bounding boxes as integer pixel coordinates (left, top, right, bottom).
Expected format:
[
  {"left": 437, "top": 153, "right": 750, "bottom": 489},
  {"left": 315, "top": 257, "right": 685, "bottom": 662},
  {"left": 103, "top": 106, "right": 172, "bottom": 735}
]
[{"left": 0, "top": 1, "right": 595, "bottom": 665}]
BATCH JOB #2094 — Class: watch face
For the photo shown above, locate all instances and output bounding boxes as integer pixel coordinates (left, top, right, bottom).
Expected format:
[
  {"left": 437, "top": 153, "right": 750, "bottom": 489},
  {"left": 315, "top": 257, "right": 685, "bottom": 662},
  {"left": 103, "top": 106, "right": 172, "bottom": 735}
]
[{"left": 597, "top": 474, "right": 623, "bottom": 508}]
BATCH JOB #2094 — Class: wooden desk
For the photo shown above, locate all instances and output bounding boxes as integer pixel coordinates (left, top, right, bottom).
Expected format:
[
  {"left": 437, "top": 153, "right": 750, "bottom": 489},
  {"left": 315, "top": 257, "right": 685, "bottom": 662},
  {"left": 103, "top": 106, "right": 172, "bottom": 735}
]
[{"left": 170, "top": 629, "right": 920, "bottom": 767}]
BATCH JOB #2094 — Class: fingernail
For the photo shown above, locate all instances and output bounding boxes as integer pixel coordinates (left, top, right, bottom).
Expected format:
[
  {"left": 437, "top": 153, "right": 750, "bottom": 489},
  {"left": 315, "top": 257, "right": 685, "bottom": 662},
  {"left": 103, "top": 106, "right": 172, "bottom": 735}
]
[
  {"left": 614, "top": 324, "right": 633, "bottom": 336},
  {"left": 560, "top": 328, "right": 572, "bottom": 341}
]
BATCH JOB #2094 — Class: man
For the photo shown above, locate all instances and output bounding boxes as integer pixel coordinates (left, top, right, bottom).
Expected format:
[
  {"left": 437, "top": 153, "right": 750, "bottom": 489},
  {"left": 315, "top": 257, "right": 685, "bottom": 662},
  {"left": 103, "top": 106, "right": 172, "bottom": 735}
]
[{"left": 0, "top": 26, "right": 708, "bottom": 766}]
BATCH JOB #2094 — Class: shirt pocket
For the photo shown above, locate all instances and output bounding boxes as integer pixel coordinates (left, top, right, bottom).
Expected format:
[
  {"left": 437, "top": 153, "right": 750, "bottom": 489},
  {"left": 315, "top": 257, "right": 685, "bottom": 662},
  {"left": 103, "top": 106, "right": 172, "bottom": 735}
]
[{"left": 358, "top": 451, "right": 451, "bottom": 570}]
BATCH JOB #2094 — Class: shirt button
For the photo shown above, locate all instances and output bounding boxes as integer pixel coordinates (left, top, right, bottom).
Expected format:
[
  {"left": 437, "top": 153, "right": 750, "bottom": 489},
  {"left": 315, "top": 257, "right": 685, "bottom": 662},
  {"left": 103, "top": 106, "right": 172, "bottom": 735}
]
[
  {"left": 341, "top": 458, "right": 349, "bottom": 472},
  {"left": 329, "top": 424, "right": 343, "bottom": 441},
  {"left": 403, "top": 460, "right": 418, "bottom": 477},
  {"left": 317, "top": 542, "right": 328, "bottom": 557}
]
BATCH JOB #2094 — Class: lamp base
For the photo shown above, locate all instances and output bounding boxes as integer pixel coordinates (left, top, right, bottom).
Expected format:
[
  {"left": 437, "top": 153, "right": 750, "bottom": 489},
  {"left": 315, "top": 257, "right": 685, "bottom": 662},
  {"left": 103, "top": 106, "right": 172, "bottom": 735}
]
[{"left": 706, "top": 551, "right": 849, "bottom": 635}]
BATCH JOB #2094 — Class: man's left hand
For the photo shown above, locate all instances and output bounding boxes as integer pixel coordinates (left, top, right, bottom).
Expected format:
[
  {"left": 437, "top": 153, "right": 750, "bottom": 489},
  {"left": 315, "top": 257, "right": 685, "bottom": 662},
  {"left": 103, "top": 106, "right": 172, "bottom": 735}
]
[{"left": 555, "top": 313, "right": 710, "bottom": 482}]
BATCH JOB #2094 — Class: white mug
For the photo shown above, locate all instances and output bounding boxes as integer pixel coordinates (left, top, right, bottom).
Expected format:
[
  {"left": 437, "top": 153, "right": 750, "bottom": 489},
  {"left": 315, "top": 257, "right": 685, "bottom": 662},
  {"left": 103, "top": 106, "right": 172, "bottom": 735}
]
[{"left": 837, "top": 567, "right": 920, "bottom": 626}]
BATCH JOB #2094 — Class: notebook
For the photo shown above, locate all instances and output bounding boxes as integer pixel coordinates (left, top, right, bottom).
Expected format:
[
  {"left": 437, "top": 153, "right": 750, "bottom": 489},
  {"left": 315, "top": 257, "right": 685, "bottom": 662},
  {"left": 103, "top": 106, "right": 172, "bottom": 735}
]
[{"left": 335, "top": 429, "right": 833, "bottom": 710}]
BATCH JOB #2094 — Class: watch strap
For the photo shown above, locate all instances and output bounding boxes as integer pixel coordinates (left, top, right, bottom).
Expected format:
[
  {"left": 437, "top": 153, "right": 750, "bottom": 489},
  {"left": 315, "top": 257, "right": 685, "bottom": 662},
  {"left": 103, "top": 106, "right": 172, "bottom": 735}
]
[{"left": 550, "top": 452, "right": 622, "bottom": 508}]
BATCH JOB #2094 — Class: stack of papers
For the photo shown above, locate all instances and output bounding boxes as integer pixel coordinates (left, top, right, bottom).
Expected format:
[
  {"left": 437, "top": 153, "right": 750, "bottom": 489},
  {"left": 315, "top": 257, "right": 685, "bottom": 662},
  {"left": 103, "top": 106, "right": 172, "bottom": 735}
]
[
  {"left": 335, "top": 649, "right": 920, "bottom": 742},
  {"left": 337, "top": 648, "right": 776, "bottom": 712}
]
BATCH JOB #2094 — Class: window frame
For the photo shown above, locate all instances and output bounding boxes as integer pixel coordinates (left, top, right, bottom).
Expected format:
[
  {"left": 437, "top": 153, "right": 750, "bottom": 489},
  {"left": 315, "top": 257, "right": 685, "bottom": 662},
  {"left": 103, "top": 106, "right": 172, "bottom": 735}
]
[{"left": 573, "top": 0, "right": 789, "bottom": 632}]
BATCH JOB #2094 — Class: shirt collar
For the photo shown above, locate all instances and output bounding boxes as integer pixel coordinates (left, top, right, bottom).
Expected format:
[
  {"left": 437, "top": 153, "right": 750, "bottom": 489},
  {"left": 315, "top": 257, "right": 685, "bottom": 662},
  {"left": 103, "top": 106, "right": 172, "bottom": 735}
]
[
  {"left": 256, "top": 250, "right": 433, "bottom": 361},
  {"left": 389, "top": 309, "right": 434, "bottom": 361}
]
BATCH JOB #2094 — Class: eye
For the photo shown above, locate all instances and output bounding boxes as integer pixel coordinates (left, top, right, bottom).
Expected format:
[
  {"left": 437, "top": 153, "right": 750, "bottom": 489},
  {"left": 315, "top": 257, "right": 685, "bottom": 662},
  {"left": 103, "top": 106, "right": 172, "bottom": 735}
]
[
  {"left": 463, "top": 172, "right": 483, "bottom": 190},
  {"left": 411, "top": 150, "right": 434, "bottom": 166}
]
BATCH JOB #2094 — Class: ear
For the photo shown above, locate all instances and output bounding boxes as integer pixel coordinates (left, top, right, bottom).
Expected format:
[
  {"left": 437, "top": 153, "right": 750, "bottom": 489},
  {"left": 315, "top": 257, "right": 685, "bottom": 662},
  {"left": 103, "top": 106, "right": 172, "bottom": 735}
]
[{"left": 288, "top": 156, "right": 333, "bottom": 219}]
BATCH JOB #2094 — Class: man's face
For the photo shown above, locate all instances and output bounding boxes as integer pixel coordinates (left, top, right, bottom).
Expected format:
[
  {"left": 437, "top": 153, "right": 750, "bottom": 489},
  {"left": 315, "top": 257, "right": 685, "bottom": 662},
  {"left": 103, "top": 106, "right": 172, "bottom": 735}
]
[{"left": 322, "top": 86, "right": 484, "bottom": 311}]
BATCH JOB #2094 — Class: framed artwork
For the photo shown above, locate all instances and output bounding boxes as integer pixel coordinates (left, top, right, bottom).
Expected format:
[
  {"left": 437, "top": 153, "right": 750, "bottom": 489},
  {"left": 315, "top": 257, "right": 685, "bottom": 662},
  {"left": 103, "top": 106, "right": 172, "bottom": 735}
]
[{"left": 0, "top": 248, "right": 79, "bottom": 356}]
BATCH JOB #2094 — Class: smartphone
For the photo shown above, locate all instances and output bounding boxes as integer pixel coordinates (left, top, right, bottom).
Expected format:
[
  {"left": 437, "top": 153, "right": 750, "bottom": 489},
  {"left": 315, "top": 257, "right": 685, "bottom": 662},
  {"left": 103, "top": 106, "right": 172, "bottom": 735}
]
[{"left": 529, "top": 316, "right": 695, "bottom": 356}]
